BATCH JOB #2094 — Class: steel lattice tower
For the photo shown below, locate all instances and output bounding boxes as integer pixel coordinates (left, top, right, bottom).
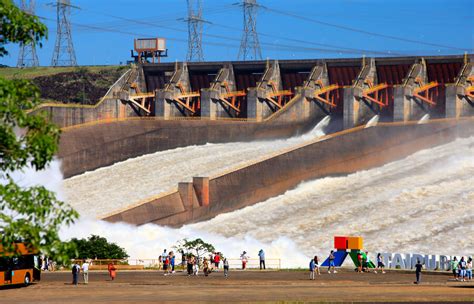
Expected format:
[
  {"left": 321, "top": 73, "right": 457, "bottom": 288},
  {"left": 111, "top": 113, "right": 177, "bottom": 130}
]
[
  {"left": 238, "top": 0, "right": 262, "bottom": 61},
  {"left": 17, "top": 0, "right": 39, "bottom": 67},
  {"left": 51, "top": 0, "right": 77, "bottom": 66},
  {"left": 185, "top": 0, "right": 204, "bottom": 62}
]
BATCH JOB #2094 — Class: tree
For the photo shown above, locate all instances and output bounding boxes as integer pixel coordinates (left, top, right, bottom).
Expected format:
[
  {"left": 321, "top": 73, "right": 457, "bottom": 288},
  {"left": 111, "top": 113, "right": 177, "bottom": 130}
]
[
  {"left": 174, "top": 238, "right": 215, "bottom": 264},
  {"left": 68, "top": 235, "right": 129, "bottom": 260},
  {"left": 0, "top": 0, "right": 78, "bottom": 262}
]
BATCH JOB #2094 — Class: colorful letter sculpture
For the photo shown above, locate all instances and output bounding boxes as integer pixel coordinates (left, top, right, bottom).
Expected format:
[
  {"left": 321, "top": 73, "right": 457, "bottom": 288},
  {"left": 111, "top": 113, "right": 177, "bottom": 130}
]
[{"left": 321, "top": 236, "right": 375, "bottom": 268}]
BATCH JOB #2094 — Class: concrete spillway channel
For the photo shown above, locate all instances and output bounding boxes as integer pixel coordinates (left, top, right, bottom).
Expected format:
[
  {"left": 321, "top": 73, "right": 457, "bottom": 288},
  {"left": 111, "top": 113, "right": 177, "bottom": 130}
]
[
  {"left": 101, "top": 118, "right": 474, "bottom": 227},
  {"left": 63, "top": 116, "right": 330, "bottom": 219}
]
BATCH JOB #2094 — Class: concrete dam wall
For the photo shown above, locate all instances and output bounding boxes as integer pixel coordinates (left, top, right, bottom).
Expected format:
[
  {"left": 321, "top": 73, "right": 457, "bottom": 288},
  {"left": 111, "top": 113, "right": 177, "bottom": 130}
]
[
  {"left": 103, "top": 118, "right": 474, "bottom": 227},
  {"left": 57, "top": 55, "right": 474, "bottom": 178}
]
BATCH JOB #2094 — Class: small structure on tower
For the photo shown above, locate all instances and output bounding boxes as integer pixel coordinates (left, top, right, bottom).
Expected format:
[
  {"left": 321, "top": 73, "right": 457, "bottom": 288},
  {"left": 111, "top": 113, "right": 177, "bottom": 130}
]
[{"left": 131, "top": 38, "right": 168, "bottom": 63}]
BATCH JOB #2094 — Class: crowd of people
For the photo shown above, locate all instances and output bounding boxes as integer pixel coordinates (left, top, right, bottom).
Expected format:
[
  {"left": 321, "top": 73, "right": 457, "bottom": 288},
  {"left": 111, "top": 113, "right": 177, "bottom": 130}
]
[
  {"left": 450, "top": 256, "right": 473, "bottom": 282},
  {"left": 66, "top": 249, "right": 473, "bottom": 286}
]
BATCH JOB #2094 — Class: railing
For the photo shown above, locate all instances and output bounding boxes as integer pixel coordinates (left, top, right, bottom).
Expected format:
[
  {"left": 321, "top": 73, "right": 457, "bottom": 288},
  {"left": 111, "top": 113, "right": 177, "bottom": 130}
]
[{"left": 71, "top": 258, "right": 281, "bottom": 270}]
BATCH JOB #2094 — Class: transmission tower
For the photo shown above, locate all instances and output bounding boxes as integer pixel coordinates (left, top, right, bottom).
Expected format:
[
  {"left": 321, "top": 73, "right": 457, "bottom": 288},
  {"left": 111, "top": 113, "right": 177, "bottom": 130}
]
[
  {"left": 185, "top": 0, "right": 204, "bottom": 62},
  {"left": 17, "top": 0, "right": 39, "bottom": 67},
  {"left": 51, "top": 0, "right": 77, "bottom": 66},
  {"left": 238, "top": 0, "right": 262, "bottom": 61}
]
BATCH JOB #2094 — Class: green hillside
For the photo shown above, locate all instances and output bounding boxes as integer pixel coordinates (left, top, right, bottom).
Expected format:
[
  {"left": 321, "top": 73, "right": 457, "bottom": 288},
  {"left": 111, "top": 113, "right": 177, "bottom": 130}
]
[{"left": 0, "top": 65, "right": 128, "bottom": 104}]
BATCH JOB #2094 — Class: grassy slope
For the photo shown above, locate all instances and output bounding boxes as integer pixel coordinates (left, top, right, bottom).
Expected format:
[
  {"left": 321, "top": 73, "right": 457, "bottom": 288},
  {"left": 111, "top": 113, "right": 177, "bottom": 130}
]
[
  {"left": 0, "top": 65, "right": 128, "bottom": 104},
  {"left": 0, "top": 65, "right": 121, "bottom": 79}
]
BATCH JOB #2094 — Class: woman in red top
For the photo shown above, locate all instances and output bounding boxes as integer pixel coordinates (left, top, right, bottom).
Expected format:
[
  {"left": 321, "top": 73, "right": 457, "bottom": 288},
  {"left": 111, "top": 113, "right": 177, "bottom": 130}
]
[
  {"left": 214, "top": 253, "right": 220, "bottom": 270},
  {"left": 108, "top": 263, "right": 117, "bottom": 280}
]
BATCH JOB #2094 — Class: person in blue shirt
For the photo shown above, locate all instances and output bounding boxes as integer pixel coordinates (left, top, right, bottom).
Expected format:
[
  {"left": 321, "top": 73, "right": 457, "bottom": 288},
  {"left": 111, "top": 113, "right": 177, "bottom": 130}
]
[
  {"left": 170, "top": 252, "right": 176, "bottom": 274},
  {"left": 309, "top": 257, "right": 316, "bottom": 280},
  {"left": 258, "top": 249, "right": 265, "bottom": 270}
]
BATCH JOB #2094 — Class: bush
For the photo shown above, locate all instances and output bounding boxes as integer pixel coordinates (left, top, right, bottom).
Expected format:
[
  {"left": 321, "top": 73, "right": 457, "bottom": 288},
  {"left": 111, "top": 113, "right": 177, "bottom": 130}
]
[{"left": 68, "top": 235, "right": 128, "bottom": 259}]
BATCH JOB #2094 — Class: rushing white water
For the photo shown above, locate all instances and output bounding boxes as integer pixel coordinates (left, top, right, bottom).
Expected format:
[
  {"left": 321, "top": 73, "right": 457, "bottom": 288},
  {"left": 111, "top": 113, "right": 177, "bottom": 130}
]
[
  {"left": 418, "top": 114, "right": 430, "bottom": 124},
  {"left": 365, "top": 114, "right": 379, "bottom": 128},
  {"left": 191, "top": 136, "right": 474, "bottom": 259},
  {"left": 17, "top": 134, "right": 474, "bottom": 268},
  {"left": 63, "top": 116, "right": 331, "bottom": 218}
]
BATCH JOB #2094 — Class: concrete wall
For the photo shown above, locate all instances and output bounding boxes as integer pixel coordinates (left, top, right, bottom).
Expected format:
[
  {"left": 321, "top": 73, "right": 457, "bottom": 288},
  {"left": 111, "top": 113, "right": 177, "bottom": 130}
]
[
  {"left": 104, "top": 118, "right": 474, "bottom": 227},
  {"left": 58, "top": 114, "right": 319, "bottom": 178},
  {"left": 29, "top": 70, "right": 138, "bottom": 128}
]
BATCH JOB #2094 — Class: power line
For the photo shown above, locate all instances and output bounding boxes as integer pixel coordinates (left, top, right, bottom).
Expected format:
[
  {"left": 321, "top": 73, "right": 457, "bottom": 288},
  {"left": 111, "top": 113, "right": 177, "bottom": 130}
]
[
  {"left": 264, "top": 6, "right": 467, "bottom": 52},
  {"left": 51, "top": 0, "right": 77, "bottom": 66},
  {"left": 17, "top": 0, "right": 39, "bottom": 67},
  {"left": 237, "top": 0, "right": 262, "bottom": 60}
]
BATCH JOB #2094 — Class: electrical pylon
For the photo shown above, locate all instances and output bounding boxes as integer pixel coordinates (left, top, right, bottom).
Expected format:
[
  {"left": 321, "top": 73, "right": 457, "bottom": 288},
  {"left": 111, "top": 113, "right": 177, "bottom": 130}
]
[
  {"left": 185, "top": 0, "right": 204, "bottom": 62},
  {"left": 17, "top": 0, "right": 39, "bottom": 67},
  {"left": 238, "top": 0, "right": 262, "bottom": 61},
  {"left": 51, "top": 0, "right": 77, "bottom": 66}
]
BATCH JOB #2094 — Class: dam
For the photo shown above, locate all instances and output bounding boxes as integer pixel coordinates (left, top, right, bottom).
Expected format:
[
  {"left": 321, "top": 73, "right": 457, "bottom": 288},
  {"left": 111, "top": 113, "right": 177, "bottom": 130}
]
[{"left": 33, "top": 54, "right": 474, "bottom": 229}]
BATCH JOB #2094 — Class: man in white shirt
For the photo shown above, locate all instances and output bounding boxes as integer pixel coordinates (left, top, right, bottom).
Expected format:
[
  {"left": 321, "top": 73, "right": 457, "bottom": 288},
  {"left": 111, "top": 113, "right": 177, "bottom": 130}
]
[{"left": 82, "top": 260, "right": 90, "bottom": 284}]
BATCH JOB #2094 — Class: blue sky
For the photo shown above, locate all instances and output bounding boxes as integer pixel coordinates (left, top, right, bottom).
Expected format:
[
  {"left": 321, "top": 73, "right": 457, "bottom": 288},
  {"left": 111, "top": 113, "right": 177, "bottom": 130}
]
[{"left": 2, "top": 0, "right": 473, "bottom": 66}]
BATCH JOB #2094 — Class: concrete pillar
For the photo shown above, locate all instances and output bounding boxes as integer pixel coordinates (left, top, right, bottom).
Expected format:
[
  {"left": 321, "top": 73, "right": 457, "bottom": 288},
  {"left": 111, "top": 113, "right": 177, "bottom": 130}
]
[
  {"left": 446, "top": 85, "right": 474, "bottom": 118},
  {"left": 200, "top": 89, "right": 215, "bottom": 120},
  {"left": 393, "top": 86, "right": 409, "bottom": 122},
  {"left": 393, "top": 87, "right": 429, "bottom": 122},
  {"left": 343, "top": 88, "right": 376, "bottom": 129},
  {"left": 193, "top": 177, "right": 209, "bottom": 207},
  {"left": 178, "top": 182, "right": 199, "bottom": 211}
]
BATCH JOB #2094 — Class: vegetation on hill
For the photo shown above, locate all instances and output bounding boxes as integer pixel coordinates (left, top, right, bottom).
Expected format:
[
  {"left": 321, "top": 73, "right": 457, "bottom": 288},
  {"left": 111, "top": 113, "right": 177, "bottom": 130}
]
[{"left": 0, "top": 65, "right": 128, "bottom": 105}]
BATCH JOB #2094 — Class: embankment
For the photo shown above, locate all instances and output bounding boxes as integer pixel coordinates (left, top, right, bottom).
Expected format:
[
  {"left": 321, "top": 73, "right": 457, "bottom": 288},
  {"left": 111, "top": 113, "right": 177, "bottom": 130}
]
[{"left": 103, "top": 118, "right": 474, "bottom": 227}]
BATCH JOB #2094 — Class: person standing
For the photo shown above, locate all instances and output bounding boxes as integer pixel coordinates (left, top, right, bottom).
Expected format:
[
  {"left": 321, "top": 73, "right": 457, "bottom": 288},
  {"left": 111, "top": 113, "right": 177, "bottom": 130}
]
[
  {"left": 81, "top": 260, "right": 90, "bottom": 285},
  {"left": 374, "top": 253, "right": 386, "bottom": 274},
  {"left": 309, "top": 257, "right": 316, "bottom": 280},
  {"left": 414, "top": 260, "right": 423, "bottom": 284},
  {"left": 214, "top": 252, "right": 220, "bottom": 271},
  {"left": 240, "top": 251, "right": 249, "bottom": 270},
  {"left": 203, "top": 258, "right": 210, "bottom": 277},
  {"left": 186, "top": 255, "right": 193, "bottom": 276},
  {"left": 170, "top": 252, "right": 176, "bottom": 274},
  {"left": 451, "top": 257, "right": 458, "bottom": 280},
  {"left": 163, "top": 255, "right": 170, "bottom": 275},
  {"left": 314, "top": 256, "right": 320, "bottom": 275},
  {"left": 466, "top": 257, "right": 472, "bottom": 281},
  {"left": 328, "top": 250, "right": 336, "bottom": 273},
  {"left": 357, "top": 252, "right": 362, "bottom": 273},
  {"left": 258, "top": 249, "right": 266, "bottom": 270},
  {"left": 161, "top": 249, "right": 167, "bottom": 269},
  {"left": 72, "top": 262, "right": 80, "bottom": 286},
  {"left": 193, "top": 256, "right": 199, "bottom": 276},
  {"left": 108, "top": 263, "right": 117, "bottom": 281},
  {"left": 458, "top": 256, "right": 467, "bottom": 282},
  {"left": 223, "top": 258, "right": 229, "bottom": 278},
  {"left": 181, "top": 250, "right": 186, "bottom": 269}
]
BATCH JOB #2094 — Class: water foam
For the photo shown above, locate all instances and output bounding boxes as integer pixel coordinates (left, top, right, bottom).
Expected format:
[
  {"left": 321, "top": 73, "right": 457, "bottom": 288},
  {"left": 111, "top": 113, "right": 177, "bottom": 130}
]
[
  {"left": 64, "top": 116, "right": 331, "bottom": 218},
  {"left": 191, "top": 136, "right": 474, "bottom": 259}
]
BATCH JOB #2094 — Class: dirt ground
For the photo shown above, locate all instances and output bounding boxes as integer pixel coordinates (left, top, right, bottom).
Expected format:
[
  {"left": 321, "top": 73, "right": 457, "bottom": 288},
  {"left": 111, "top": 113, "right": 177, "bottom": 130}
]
[{"left": 1, "top": 269, "right": 472, "bottom": 303}]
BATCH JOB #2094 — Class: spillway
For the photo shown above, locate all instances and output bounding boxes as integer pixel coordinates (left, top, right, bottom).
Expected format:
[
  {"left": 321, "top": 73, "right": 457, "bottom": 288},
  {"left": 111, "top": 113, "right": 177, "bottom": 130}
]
[
  {"left": 63, "top": 117, "right": 331, "bottom": 218},
  {"left": 60, "top": 136, "right": 474, "bottom": 267},
  {"left": 190, "top": 136, "right": 474, "bottom": 257}
]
